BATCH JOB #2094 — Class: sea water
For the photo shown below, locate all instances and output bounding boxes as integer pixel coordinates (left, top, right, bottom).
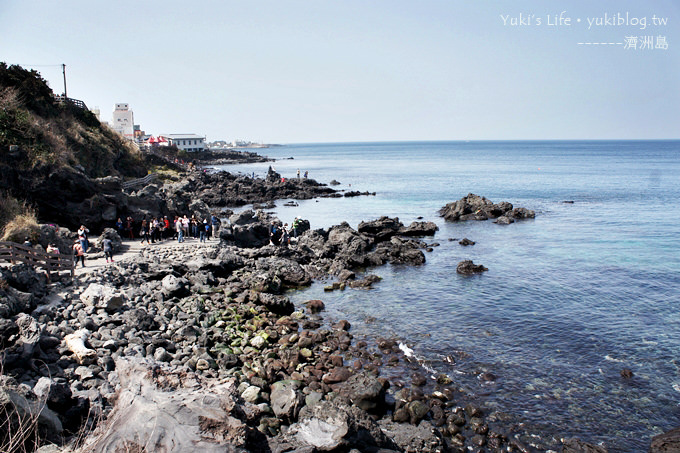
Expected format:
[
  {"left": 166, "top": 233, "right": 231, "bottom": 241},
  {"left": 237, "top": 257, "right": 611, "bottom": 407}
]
[{"left": 216, "top": 141, "right": 680, "bottom": 452}]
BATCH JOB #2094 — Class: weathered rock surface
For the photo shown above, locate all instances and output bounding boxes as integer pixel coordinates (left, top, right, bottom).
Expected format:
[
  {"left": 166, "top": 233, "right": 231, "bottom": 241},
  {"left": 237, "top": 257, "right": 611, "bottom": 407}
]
[
  {"left": 440, "top": 193, "right": 535, "bottom": 222},
  {"left": 82, "top": 358, "right": 248, "bottom": 452},
  {"left": 650, "top": 427, "right": 680, "bottom": 453},
  {"left": 456, "top": 259, "right": 488, "bottom": 275}
]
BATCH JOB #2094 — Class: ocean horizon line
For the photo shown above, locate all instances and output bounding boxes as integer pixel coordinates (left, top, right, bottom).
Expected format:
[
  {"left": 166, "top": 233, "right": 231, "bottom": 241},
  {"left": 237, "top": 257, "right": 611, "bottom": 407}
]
[{"left": 276, "top": 138, "right": 680, "bottom": 146}]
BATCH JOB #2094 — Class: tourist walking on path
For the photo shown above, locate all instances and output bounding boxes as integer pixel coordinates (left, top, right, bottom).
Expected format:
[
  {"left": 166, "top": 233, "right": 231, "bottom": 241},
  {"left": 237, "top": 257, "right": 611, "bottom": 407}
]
[
  {"left": 115, "top": 218, "right": 124, "bottom": 237},
  {"left": 140, "top": 219, "right": 150, "bottom": 245},
  {"left": 125, "top": 217, "right": 134, "bottom": 239},
  {"left": 182, "top": 215, "right": 190, "bottom": 239},
  {"left": 177, "top": 218, "right": 184, "bottom": 243},
  {"left": 102, "top": 237, "right": 114, "bottom": 263},
  {"left": 78, "top": 225, "right": 90, "bottom": 253},
  {"left": 163, "top": 216, "right": 170, "bottom": 240},
  {"left": 73, "top": 240, "right": 85, "bottom": 267}
]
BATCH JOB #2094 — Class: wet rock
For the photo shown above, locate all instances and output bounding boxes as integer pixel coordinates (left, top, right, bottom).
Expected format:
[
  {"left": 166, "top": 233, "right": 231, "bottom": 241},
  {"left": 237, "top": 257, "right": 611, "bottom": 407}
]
[
  {"left": 323, "top": 367, "right": 352, "bottom": 385},
  {"left": 358, "top": 216, "right": 403, "bottom": 242},
  {"left": 304, "top": 299, "right": 325, "bottom": 313},
  {"left": 398, "top": 221, "right": 439, "bottom": 237},
  {"left": 620, "top": 369, "right": 634, "bottom": 379},
  {"left": 378, "top": 419, "right": 445, "bottom": 453},
  {"left": 456, "top": 260, "right": 488, "bottom": 275},
  {"left": 650, "top": 427, "right": 680, "bottom": 453},
  {"left": 562, "top": 437, "right": 608, "bottom": 452},
  {"left": 458, "top": 238, "right": 475, "bottom": 246},
  {"left": 440, "top": 193, "right": 534, "bottom": 223},
  {"left": 275, "top": 397, "right": 394, "bottom": 452},
  {"left": 406, "top": 400, "right": 430, "bottom": 424},
  {"left": 339, "top": 371, "right": 386, "bottom": 412},
  {"left": 333, "top": 320, "right": 351, "bottom": 331}
]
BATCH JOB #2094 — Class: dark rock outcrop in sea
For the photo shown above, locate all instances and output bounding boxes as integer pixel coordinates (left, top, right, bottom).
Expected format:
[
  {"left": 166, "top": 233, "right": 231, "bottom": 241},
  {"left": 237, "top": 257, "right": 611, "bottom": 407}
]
[
  {"left": 439, "top": 193, "right": 535, "bottom": 224},
  {"left": 456, "top": 260, "right": 488, "bottom": 275}
]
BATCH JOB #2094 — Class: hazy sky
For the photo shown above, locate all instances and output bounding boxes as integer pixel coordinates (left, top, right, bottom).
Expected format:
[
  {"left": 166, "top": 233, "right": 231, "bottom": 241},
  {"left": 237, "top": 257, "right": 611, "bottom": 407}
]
[{"left": 2, "top": 0, "right": 678, "bottom": 143}]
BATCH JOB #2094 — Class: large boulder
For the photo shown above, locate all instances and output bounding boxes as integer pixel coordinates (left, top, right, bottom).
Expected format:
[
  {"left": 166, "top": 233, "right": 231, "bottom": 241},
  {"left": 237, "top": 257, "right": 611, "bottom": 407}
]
[
  {"left": 399, "top": 221, "right": 439, "bottom": 237},
  {"left": 650, "top": 427, "right": 680, "bottom": 453},
  {"left": 338, "top": 371, "right": 387, "bottom": 412},
  {"left": 270, "top": 380, "right": 304, "bottom": 422},
  {"left": 79, "top": 283, "right": 126, "bottom": 313},
  {"left": 440, "top": 193, "right": 534, "bottom": 223},
  {"left": 81, "top": 357, "right": 247, "bottom": 452},
  {"left": 561, "top": 438, "right": 608, "bottom": 452},
  {"left": 255, "top": 257, "right": 311, "bottom": 288},
  {"left": 358, "top": 216, "right": 403, "bottom": 242},
  {"left": 96, "top": 228, "right": 123, "bottom": 252},
  {"left": 456, "top": 260, "right": 488, "bottom": 275},
  {"left": 160, "top": 274, "right": 191, "bottom": 299},
  {"left": 0, "top": 379, "right": 63, "bottom": 446},
  {"left": 272, "top": 397, "right": 395, "bottom": 452}
]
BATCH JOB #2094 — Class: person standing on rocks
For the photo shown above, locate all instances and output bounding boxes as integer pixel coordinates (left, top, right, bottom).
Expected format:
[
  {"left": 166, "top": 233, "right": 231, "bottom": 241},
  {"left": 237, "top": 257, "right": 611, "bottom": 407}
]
[
  {"left": 297, "top": 169, "right": 301, "bottom": 179},
  {"left": 211, "top": 214, "right": 221, "bottom": 239},
  {"left": 78, "top": 225, "right": 89, "bottom": 253},
  {"left": 281, "top": 223, "right": 290, "bottom": 247},
  {"left": 176, "top": 217, "right": 184, "bottom": 243},
  {"left": 200, "top": 219, "right": 208, "bottom": 242},
  {"left": 102, "top": 237, "right": 114, "bottom": 263},
  {"left": 270, "top": 221, "right": 280, "bottom": 246},
  {"left": 72, "top": 240, "right": 85, "bottom": 267},
  {"left": 292, "top": 217, "right": 300, "bottom": 238}
]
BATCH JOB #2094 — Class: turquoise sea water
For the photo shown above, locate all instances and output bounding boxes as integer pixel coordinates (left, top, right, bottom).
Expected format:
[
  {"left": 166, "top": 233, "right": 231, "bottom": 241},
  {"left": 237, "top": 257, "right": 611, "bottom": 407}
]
[{"left": 217, "top": 141, "right": 680, "bottom": 452}]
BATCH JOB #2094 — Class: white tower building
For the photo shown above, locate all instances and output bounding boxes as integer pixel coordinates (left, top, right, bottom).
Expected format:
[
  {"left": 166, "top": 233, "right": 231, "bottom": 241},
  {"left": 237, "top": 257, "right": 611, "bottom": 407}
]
[{"left": 112, "top": 103, "right": 134, "bottom": 140}]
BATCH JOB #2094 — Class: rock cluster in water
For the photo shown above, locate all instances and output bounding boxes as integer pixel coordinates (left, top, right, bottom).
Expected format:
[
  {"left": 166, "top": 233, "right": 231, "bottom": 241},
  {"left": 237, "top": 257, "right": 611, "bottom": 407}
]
[{"left": 439, "top": 193, "right": 535, "bottom": 224}]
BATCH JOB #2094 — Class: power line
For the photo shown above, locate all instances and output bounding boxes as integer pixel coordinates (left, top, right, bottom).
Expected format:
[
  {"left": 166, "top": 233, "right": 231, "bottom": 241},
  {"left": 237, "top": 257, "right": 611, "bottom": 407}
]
[{"left": 14, "top": 64, "right": 63, "bottom": 68}]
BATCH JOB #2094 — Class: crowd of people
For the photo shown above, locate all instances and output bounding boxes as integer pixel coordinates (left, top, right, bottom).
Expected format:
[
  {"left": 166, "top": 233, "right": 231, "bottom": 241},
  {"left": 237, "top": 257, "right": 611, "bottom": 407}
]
[
  {"left": 115, "top": 214, "right": 223, "bottom": 245},
  {"left": 269, "top": 216, "right": 302, "bottom": 246}
]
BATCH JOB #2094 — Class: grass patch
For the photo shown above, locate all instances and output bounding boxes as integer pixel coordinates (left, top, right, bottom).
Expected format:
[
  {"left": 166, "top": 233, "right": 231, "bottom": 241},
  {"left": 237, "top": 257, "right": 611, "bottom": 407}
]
[{"left": 0, "top": 192, "right": 39, "bottom": 243}]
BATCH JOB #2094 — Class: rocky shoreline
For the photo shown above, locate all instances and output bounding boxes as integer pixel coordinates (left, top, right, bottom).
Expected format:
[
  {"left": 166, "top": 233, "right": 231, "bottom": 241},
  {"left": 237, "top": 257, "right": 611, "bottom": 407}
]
[
  {"left": 3, "top": 171, "right": 676, "bottom": 452},
  {"left": 0, "top": 204, "right": 551, "bottom": 452}
]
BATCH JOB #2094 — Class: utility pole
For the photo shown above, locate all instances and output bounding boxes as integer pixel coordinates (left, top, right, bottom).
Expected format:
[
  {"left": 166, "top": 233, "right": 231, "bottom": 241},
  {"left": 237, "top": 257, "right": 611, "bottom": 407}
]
[{"left": 62, "top": 63, "right": 67, "bottom": 98}]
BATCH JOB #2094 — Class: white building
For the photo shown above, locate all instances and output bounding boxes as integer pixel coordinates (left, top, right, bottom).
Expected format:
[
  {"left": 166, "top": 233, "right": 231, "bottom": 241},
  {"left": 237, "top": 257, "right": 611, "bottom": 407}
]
[
  {"left": 159, "top": 134, "right": 206, "bottom": 152},
  {"left": 112, "top": 103, "right": 134, "bottom": 140}
]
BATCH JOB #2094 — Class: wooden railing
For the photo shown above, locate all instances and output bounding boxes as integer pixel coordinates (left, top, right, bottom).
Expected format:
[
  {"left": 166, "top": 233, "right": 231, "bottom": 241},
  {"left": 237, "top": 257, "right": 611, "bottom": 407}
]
[
  {"left": 122, "top": 173, "right": 156, "bottom": 191},
  {"left": 0, "top": 241, "right": 75, "bottom": 279},
  {"left": 54, "top": 94, "right": 88, "bottom": 110}
]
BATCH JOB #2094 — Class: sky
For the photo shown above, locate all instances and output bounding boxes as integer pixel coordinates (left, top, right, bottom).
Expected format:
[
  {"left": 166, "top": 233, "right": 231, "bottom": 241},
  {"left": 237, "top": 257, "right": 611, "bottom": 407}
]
[{"left": 1, "top": 0, "right": 679, "bottom": 143}]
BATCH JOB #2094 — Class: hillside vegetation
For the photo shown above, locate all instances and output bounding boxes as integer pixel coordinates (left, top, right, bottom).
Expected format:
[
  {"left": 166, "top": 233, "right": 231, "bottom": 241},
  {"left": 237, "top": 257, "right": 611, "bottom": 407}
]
[
  {"left": 0, "top": 63, "right": 146, "bottom": 177},
  {"left": 0, "top": 63, "right": 148, "bottom": 233}
]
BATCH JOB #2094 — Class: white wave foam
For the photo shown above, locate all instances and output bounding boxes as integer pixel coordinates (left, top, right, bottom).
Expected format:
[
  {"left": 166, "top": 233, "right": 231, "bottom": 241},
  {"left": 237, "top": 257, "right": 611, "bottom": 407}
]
[{"left": 604, "top": 355, "right": 624, "bottom": 363}]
